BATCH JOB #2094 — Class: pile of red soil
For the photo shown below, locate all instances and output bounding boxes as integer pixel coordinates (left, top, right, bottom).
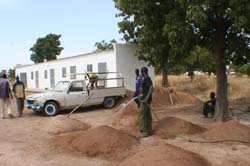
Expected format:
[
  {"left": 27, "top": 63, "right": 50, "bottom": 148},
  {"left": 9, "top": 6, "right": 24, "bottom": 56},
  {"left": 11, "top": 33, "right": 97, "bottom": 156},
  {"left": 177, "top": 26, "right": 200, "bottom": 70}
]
[
  {"left": 45, "top": 115, "right": 90, "bottom": 135},
  {"left": 111, "top": 104, "right": 139, "bottom": 127},
  {"left": 70, "top": 125, "right": 139, "bottom": 159},
  {"left": 121, "top": 87, "right": 202, "bottom": 108},
  {"left": 152, "top": 87, "right": 202, "bottom": 107},
  {"left": 154, "top": 116, "right": 207, "bottom": 139},
  {"left": 112, "top": 88, "right": 202, "bottom": 127},
  {"left": 202, "top": 120, "right": 250, "bottom": 141},
  {"left": 119, "top": 144, "right": 210, "bottom": 166}
]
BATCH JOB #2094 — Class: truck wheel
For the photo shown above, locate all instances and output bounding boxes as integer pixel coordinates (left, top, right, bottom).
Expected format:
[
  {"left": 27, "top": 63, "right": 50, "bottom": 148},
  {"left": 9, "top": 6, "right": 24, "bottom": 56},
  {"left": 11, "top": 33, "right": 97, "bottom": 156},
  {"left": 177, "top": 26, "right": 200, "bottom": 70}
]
[
  {"left": 44, "top": 101, "right": 58, "bottom": 116},
  {"left": 103, "top": 97, "right": 116, "bottom": 109}
]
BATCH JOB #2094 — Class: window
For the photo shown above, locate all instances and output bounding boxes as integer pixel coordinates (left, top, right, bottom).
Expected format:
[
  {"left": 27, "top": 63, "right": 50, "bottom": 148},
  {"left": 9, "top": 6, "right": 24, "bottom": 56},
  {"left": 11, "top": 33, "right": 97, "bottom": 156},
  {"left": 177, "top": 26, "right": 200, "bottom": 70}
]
[
  {"left": 31, "top": 72, "right": 34, "bottom": 80},
  {"left": 87, "top": 64, "right": 93, "bottom": 72},
  {"left": 70, "top": 66, "right": 76, "bottom": 80},
  {"left": 69, "top": 81, "right": 84, "bottom": 92},
  {"left": 44, "top": 70, "right": 48, "bottom": 79},
  {"left": 62, "top": 67, "right": 66, "bottom": 78}
]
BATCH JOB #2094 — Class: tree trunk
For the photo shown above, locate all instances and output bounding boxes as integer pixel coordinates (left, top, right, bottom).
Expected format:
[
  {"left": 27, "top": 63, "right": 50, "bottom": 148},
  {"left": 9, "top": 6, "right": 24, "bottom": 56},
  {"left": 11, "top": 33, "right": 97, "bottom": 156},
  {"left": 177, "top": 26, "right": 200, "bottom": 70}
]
[
  {"left": 162, "top": 63, "right": 168, "bottom": 87},
  {"left": 213, "top": 17, "right": 229, "bottom": 121}
]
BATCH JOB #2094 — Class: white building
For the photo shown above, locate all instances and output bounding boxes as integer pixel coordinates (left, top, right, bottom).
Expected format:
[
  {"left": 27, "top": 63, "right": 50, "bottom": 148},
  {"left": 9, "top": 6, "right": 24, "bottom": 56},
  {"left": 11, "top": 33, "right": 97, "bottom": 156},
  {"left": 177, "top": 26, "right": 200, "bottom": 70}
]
[{"left": 15, "top": 44, "right": 154, "bottom": 91}]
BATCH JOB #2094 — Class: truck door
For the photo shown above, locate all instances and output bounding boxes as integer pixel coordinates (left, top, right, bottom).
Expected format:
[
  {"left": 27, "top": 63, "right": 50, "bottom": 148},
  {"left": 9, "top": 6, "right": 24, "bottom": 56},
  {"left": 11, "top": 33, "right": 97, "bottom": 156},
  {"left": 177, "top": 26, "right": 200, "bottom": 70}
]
[{"left": 65, "top": 81, "right": 86, "bottom": 107}]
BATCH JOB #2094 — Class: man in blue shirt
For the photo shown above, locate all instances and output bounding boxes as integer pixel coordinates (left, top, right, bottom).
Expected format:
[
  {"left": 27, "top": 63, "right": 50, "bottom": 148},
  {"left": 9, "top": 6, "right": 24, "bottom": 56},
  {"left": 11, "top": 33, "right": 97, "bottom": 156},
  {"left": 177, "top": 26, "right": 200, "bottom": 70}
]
[
  {"left": 133, "top": 69, "right": 142, "bottom": 108},
  {"left": 0, "top": 73, "right": 14, "bottom": 119}
]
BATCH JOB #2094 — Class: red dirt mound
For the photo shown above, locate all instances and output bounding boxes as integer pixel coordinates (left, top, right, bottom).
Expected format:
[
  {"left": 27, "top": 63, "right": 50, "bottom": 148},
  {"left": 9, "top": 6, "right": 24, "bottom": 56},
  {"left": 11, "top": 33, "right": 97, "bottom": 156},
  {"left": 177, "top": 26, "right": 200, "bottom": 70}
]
[
  {"left": 119, "top": 144, "right": 210, "bottom": 166},
  {"left": 111, "top": 104, "right": 139, "bottom": 127},
  {"left": 45, "top": 115, "right": 90, "bottom": 134},
  {"left": 152, "top": 87, "right": 202, "bottom": 107},
  {"left": 154, "top": 116, "right": 207, "bottom": 139},
  {"left": 70, "top": 125, "right": 139, "bottom": 159},
  {"left": 202, "top": 120, "right": 250, "bottom": 141},
  {"left": 119, "top": 87, "right": 202, "bottom": 108},
  {"left": 112, "top": 88, "right": 202, "bottom": 127}
]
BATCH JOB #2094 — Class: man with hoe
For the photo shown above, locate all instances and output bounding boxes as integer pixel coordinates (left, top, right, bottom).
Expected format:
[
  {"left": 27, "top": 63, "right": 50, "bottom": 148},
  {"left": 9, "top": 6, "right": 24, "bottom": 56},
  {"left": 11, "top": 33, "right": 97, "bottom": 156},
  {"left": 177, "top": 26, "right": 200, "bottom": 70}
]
[{"left": 138, "top": 67, "right": 154, "bottom": 138}]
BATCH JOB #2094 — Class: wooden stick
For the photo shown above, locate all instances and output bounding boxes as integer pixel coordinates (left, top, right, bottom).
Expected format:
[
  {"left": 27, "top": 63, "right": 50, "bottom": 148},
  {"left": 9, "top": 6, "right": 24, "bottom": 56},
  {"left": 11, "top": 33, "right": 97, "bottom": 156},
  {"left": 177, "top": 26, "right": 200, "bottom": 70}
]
[
  {"left": 67, "top": 93, "right": 94, "bottom": 117},
  {"left": 169, "top": 93, "right": 174, "bottom": 106}
]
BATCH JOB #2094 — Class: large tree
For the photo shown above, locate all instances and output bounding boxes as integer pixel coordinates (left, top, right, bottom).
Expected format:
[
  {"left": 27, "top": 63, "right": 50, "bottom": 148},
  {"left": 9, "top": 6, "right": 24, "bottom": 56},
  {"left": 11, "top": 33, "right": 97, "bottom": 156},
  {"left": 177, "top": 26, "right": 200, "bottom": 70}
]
[
  {"left": 114, "top": 0, "right": 193, "bottom": 87},
  {"left": 115, "top": 0, "right": 250, "bottom": 121},
  {"left": 30, "top": 34, "right": 64, "bottom": 63},
  {"left": 183, "top": 1, "right": 250, "bottom": 121}
]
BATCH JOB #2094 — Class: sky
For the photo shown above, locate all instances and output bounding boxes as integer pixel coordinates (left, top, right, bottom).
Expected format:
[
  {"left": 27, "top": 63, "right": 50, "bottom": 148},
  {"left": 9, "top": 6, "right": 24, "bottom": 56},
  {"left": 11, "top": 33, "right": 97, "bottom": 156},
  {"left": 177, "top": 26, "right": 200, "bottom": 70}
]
[{"left": 0, "top": 0, "right": 123, "bottom": 70}]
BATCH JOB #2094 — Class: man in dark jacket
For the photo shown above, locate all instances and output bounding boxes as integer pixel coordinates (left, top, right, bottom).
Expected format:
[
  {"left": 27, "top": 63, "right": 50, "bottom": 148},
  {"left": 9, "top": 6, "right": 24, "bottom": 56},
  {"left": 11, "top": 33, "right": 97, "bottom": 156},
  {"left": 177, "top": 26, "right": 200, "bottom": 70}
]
[
  {"left": 138, "top": 67, "right": 154, "bottom": 138},
  {"left": 203, "top": 92, "right": 216, "bottom": 118},
  {"left": 13, "top": 76, "right": 25, "bottom": 117}
]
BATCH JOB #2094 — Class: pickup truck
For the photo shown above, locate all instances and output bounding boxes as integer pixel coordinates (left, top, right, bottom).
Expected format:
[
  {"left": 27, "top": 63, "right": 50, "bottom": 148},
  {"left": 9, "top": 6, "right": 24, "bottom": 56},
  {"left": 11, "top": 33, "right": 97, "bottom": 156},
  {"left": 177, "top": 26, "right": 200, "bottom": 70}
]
[{"left": 26, "top": 77, "right": 126, "bottom": 116}]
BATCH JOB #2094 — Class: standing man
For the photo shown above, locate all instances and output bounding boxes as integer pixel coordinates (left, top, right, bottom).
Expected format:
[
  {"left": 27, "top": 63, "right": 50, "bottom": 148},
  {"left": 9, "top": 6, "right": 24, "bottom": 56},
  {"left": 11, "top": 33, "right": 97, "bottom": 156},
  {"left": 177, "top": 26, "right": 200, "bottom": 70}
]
[
  {"left": 138, "top": 67, "right": 154, "bottom": 138},
  {"left": 134, "top": 69, "right": 142, "bottom": 108},
  {"left": 0, "top": 73, "right": 14, "bottom": 119},
  {"left": 13, "top": 76, "right": 25, "bottom": 117}
]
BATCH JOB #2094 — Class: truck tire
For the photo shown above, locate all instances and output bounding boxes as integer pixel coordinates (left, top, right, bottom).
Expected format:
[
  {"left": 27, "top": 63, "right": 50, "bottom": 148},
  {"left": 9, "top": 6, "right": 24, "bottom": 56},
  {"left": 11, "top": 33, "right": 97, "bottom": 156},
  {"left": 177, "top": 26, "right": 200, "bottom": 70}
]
[
  {"left": 103, "top": 97, "right": 116, "bottom": 109},
  {"left": 44, "top": 101, "right": 58, "bottom": 116}
]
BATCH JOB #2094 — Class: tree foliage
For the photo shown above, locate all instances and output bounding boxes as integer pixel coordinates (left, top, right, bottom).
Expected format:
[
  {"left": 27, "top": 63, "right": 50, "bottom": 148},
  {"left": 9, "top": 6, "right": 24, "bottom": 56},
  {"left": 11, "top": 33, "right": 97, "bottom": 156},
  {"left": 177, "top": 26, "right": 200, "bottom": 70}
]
[
  {"left": 30, "top": 34, "right": 64, "bottom": 63},
  {"left": 114, "top": 0, "right": 250, "bottom": 121},
  {"left": 114, "top": 0, "right": 193, "bottom": 87},
  {"left": 7, "top": 68, "right": 15, "bottom": 79},
  {"left": 182, "top": 0, "right": 250, "bottom": 121},
  {"left": 94, "top": 39, "right": 116, "bottom": 50}
]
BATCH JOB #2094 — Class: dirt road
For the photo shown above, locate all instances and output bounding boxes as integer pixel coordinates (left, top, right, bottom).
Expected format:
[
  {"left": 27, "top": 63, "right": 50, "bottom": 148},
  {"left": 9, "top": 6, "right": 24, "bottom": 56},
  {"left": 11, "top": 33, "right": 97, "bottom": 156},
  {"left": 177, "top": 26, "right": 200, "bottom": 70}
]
[{"left": 0, "top": 96, "right": 250, "bottom": 166}]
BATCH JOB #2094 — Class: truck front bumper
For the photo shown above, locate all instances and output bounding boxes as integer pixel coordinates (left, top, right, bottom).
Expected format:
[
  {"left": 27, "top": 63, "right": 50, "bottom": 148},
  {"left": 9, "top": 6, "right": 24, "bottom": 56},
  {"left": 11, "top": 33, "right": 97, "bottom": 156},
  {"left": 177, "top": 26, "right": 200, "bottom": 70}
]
[{"left": 26, "top": 103, "right": 43, "bottom": 112}]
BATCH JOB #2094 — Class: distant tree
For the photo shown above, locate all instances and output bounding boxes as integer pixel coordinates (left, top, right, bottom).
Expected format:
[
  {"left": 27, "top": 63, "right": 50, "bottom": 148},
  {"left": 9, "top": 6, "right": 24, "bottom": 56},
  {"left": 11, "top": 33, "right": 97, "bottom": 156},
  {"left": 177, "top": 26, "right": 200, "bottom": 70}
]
[
  {"left": 30, "top": 34, "right": 64, "bottom": 63},
  {"left": 239, "top": 65, "right": 250, "bottom": 77},
  {"left": 186, "top": 46, "right": 216, "bottom": 77},
  {"left": 7, "top": 68, "right": 15, "bottom": 79},
  {"left": 94, "top": 39, "right": 116, "bottom": 50}
]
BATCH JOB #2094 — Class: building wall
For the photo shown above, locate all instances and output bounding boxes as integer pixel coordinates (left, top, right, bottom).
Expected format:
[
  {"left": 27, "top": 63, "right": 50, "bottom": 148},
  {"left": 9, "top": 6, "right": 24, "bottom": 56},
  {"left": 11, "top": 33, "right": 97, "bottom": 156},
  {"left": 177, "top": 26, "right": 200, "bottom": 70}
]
[
  {"left": 15, "top": 44, "right": 155, "bottom": 91},
  {"left": 15, "top": 50, "right": 116, "bottom": 90},
  {"left": 114, "top": 44, "right": 155, "bottom": 91}
]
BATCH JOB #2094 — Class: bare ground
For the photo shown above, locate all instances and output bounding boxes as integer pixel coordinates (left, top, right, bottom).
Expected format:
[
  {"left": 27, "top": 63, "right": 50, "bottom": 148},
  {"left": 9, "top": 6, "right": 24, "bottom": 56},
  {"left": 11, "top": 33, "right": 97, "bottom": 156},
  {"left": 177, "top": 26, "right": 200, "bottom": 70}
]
[{"left": 0, "top": 95, "right": 250, "bottom": 166}]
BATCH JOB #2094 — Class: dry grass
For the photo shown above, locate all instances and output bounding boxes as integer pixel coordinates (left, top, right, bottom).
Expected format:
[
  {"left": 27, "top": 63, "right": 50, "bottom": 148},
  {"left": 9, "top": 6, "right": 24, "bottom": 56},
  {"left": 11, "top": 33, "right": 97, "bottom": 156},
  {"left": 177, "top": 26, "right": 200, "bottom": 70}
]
[{"left": 155, "top": 75, "right": 250, "bottom": 101}]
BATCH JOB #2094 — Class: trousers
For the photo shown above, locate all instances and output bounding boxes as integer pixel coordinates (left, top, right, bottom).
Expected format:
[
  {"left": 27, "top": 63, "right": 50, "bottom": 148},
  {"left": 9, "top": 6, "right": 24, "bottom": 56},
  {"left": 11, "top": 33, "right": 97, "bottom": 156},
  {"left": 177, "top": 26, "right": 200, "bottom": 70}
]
[
  {"left": 0, "top": 98, "right": 13, "bottom": 118},
  {"left": 139, "top": 102, "right": 152, "bottom": 135},
  {"left": 16, "top": 98, "right": 24, "bottom": 114}
]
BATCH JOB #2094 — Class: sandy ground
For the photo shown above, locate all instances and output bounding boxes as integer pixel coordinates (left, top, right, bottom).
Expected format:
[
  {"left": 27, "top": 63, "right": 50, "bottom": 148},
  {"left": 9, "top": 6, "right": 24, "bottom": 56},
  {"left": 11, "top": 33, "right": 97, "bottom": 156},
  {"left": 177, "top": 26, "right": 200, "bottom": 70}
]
[{"left": 0, "top": 96, "right": 250, "bottom": 166}]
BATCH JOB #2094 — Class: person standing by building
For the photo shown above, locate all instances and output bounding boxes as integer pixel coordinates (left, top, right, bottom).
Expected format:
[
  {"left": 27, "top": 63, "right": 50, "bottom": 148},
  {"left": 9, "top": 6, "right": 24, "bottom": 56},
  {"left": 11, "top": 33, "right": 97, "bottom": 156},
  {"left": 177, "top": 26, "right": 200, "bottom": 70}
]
[
  {"left": 134, "top": 69, "right": 142, "bottom": 108},
  {"left": 138, "top": 67, "right": 154, "bottom": 138},
  {"left": 13, "top": 76, "right": 25, "bottom": 117},
  {"left": 0, "top": 73, "right": 14, "bottom": 119}
]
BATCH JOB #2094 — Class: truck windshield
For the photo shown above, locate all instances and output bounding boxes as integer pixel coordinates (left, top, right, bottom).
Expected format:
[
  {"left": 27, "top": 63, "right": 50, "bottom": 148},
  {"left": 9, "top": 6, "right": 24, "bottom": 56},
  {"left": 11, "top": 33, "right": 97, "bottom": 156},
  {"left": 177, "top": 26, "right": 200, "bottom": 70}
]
[{"left": 53, "top": 81, "right": 70, "bottom": 91}]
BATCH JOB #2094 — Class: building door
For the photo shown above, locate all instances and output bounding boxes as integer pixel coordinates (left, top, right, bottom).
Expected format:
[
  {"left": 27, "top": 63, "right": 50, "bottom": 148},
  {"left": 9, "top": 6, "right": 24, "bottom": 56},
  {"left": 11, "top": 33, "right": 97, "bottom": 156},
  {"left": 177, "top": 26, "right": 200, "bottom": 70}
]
[
  {"left": 50, "top": 69, "right": 55, "bottom": 88},
  {"left": 98, "top": 62, "right": 107, "bottom": 87},
  {"left": 19, "top": 73, "right": 27, "bottom": 87},
  {"left": 35, "top": 71, "right": 39, "bottom": 88}
]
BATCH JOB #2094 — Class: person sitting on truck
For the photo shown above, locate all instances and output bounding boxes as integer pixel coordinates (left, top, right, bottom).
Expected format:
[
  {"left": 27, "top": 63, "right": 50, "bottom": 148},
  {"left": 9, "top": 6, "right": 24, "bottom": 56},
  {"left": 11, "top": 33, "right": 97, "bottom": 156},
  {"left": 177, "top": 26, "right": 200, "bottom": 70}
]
[
  {"left": 86, "top": 73, "right": 98, "bottom": 89},
  {"left": 202, "top": 92, "right": 216, "bottom": 118}
]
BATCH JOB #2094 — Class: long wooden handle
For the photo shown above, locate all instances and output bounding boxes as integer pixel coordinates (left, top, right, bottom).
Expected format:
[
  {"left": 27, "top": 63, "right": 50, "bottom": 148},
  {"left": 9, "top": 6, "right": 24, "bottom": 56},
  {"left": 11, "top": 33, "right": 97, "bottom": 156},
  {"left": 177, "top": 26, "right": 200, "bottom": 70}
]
[{"left": 67, "top": 93, "right": 94, "bottom": 117}]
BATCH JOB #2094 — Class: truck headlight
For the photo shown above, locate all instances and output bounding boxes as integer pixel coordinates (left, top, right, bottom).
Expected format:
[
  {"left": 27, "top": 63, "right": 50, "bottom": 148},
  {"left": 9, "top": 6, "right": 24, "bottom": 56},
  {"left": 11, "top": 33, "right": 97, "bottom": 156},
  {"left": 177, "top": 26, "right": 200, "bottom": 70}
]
[{"left": 33, "top": 100, "right": 39, "bottom": 105}]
